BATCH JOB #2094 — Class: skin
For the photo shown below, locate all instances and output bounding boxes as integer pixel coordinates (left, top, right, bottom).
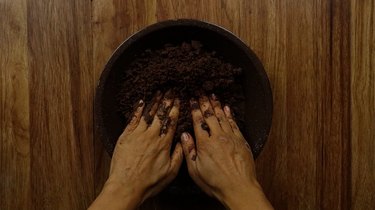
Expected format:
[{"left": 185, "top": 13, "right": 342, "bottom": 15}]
[
  {"left": 181, "top": 94, "right": 273, "bottom": 210},
  {"left": 89, "top": 93, "right": 273, "bottom": 210}
]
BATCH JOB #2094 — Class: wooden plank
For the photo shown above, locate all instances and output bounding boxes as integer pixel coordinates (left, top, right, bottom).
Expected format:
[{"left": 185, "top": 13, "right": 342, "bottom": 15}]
[
  {"left": 247, "top": 1, "right": 335, "bottom": 209},
  {"left": 27, "top": 0, "right": 94, "bottom": 209},
  {"left": 320, "top": 0, "right": 352, "bottom": 209},
  {"left": 92, "top": 0, "right": 158, "bottom": 196},
  {"left": 283, "top": 1, "right": 326, "bottom": 209},
  {"left": 239, "top": 1, "right": 288, "bottom": 209},
  {"left": 91, "top": 0, "right": 332, "bottom": 209},
  {"left": 0, "top": 0, "right": 30, "bottom": 209},
  {"left": 350, "top": 0, "right": 375, "bottom": 208},
  {"left": 1, "top": 0, "right": 374, "bottom": 209}
]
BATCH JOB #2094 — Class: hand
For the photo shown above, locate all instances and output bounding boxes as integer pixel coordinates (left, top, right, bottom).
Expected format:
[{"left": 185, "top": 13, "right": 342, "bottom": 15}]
[
  {"left": 89, "top": 91, "right": 183, "bottom": 210},
  {"left": 180, "top": 94, "right": 273, "bottom": 210}
]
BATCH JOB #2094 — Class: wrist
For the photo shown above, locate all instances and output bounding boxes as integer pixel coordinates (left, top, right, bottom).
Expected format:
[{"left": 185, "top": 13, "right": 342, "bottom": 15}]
[
  {"left": 88, "top": 180, "right": 144, "bottom": 210},
  {"left": 218, "top": 181, "right": 273, "bottom": 210}
]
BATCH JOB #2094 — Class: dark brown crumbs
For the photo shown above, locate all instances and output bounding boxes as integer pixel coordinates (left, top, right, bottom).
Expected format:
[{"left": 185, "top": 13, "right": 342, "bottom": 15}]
[
  {"left": 160, "top": 117, "right": 171, "bottom": 135},
  {"left": 203, "top": 110, "right": 214, "bottom": 118},
  {"left": 190, "top": 100, "right": 200, "bottom": 110},
  {"left": 118, "top": 40, "right": 245, "bottom": 142},
  {"left": 201, "top": 122, "right": 209, "bottom": 131}
]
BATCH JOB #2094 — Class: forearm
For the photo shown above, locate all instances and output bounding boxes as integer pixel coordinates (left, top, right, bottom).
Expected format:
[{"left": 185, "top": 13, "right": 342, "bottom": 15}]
[{"left": 88, "top": 182, "right": 143, "bottom": 210}]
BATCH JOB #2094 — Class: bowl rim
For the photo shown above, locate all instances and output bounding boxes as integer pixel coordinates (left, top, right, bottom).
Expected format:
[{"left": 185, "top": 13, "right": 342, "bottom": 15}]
[{"left": 94, "top": 19, "right": 273, "bottom": 157}]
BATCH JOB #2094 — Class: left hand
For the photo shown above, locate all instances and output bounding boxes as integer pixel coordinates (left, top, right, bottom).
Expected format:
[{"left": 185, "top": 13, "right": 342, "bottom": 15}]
[{"left": 89, "top": 91, "right": 183, "bottom": 210}]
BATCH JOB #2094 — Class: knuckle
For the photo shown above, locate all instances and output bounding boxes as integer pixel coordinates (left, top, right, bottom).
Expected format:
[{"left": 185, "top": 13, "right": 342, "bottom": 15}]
[
  {"left": 212, "top": 101, "right": 221, "bottom": 108},
  {"left": 213, "top": 106, "right": 221, "bottom": 113},
  {"left": 160, "top": 117, "right": 171, "bottom": 135},
  {"left": 128, "top": 115, "right": 137, "bottom": 124},
  {"left": 203, "top": 109, "right": 214, "bottom": 118},
  {"left": 217, "top": 116, "right": 225, "bottom": 123},
  {"left": 227, "top": 113, "right": 234, "bottom": 119},
  {"left": 169, "top": 109, "right": 179, "bottom": 117},
  {"left": 161, "top": 141, "right": 171, "bottom": 150},
  {"left": 217, "top": 135, "right": 230, "bottom": 141},
  {"left": 145, "top": 129, "right": 158, "bottom": 137},
  {"left": 191, "top": 109, "right": 201, "bottom": 116},
  {"left": 200, "top": 122, "right": 209, "bottom": 131},
  {"left": 169, "top": 117, "right": 178, "bottom": 127},
  {"left": 193, "top": 115, "right": 204, "bottom": 123},
  {"left": 190, "top": 101, "right": 200, "bottom": 110},
  {"left": 127, "top": 125, "right": 136, "bottom": 132},
  {"left": 214, "top": 109, "right": 224, "bottom": 118},
  {"left": 173, "top": 98, "right": 180, "bottom": 108}
]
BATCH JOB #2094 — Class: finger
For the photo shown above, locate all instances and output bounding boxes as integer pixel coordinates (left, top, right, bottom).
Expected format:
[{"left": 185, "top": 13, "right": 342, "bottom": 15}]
[
  {"left": 209, "top": 94, "right": 232, "bottom": 133},
  {"left": 162, "top": 98, "right": 180, "bottom": 141},
  {"left": 190, "top": 99, "right": 209, "bottom": 139},
  {"left": 199, "top": 96, "right": 221, "bottom": 133},
  {"left": 180, "top": 132, "right": 213, "bottom": 196},
  {"left": 223, "top": 105, "right": 243, "bottom": 136},
  {"left": 169, "top": 142, "right": 183, "bottom": 178},
  {"left": 147, "top": 143, "right": 183, "bottom": 198},
  {"left": 123, "top": 99, "right": 144, "bottom": 135},
  {"left": 137, "top": 91, "right": 163, "bottom": 132},
  {"left": 180, "top": 132, "right": 197, "bottom": 165},
  {"left": 148, "top": 90, "right": 174, "bottom": 135}
]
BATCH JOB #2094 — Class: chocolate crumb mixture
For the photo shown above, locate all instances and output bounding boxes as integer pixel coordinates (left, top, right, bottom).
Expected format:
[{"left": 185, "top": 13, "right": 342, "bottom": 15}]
[{"left": 118, "top": 41, "right": 246, "bottom": 142}]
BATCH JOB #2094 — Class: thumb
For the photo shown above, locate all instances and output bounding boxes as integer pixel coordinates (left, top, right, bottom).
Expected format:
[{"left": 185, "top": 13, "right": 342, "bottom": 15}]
[
  {"left": 147, "top": 143, "right": 183, "bottom": 198},
  {"left": 169, "top": 142, "right": 183, "bottom": 177},
  {"left": 180, "top": 132, "right": 213, "bottom": 197},
  {"left": 181, "top": 132, "right": 212, "bottom": 195},
  {"left": 180, "top": 132, "right": 197, "bottom": 167}
]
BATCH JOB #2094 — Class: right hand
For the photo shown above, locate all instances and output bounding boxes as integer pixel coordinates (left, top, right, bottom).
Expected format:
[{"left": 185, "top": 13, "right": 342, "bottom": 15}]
[{"left": 180, "top": 94, "right": 273, "bottom": 210}]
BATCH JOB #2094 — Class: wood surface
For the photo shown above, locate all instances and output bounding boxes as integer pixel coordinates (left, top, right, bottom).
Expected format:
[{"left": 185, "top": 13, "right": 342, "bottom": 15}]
[
  {"left": 1, "top": 0, "right": 374, "bottom": 209},
  {"left": 351, "top": 0, "right": 375, "bottom": 208}
]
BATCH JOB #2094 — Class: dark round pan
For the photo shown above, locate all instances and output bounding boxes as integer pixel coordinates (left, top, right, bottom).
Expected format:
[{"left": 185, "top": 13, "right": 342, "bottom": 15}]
[{"left": 94, "top": 19, "right": 273, "bottom": 201}]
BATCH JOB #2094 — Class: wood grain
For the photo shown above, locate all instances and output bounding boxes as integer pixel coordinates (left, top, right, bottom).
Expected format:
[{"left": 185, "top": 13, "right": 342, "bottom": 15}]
[
  {"left": 1, "top": 0, "right": 374, "bottom": 209},
  {"left": 351, "top": 0, "right": 375, "bottom": 208},
  {"left": 92, "top": 0, "right": 158, "bottom": 196},
  {"left": 247, "top": 0, "right": 289, "bottom": 208},
  {"left": 284, "top": 1, "right": 326, "bottom": 208},
  {"left": 320, "top": 0, "right": 352, "bottom": 209},
  {"left": 27, "top": 0, "right": 94, "bottom": 209},
  {"left": 0, "top": 0, "right": 30, "bottom": 209}
]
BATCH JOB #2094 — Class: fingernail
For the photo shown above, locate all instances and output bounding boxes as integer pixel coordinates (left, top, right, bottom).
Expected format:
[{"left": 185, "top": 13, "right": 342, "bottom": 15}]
[
  {"left": 200, "top": 95, "right": 209, "bottom": 102},
  {"left": 156, "top": 90, "right": 162, "bottom": 96},
  {"left": 138, "top": 99, "right": 144, "bottom": 106},
  {"left": 152, "top": 91, "right": 162, "bottom": 100},
  {"left": 211, "top": 93, "right": 217, "bottom": 100},
  {"left": 134, "top": 99, "right": 144, "bottom": 110},
  {"left": 224, "top": 105, "right": 230, "bottom": 114},
  {"left": 181, "top": 132, "right": 189, "bottom": 142},
  {"left": 164, "top": 89, "right": 174, "bottom": 99},
  {"left": 190, "top": 98, "right": 199, "bottom": 110},
  {"left": 174, "top": 98, "right": 180, "bottom": 106}
]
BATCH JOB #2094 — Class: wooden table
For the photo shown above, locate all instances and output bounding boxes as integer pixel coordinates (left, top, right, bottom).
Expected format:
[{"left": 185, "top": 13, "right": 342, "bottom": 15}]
[{"left": 1, "top": 0, "right": 374, "bottom": 209}]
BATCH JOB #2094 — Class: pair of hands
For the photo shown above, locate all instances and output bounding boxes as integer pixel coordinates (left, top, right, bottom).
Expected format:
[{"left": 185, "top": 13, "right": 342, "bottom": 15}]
[{"left": 89, "top": 92, "right": 273, "bottom": 210}]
